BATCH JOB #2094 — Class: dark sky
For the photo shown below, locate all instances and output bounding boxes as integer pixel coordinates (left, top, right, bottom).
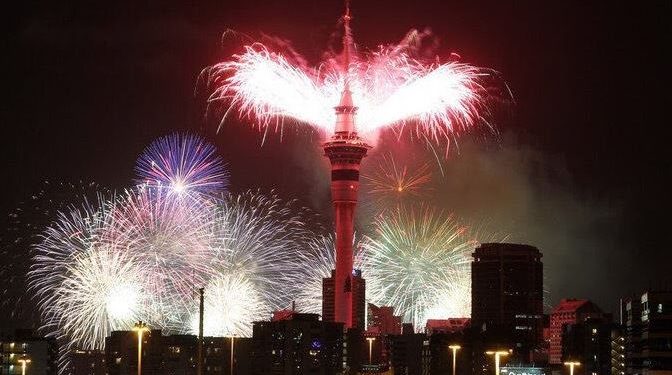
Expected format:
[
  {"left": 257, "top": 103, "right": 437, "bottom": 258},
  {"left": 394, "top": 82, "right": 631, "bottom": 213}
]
[{"left": 2, "top": 0, "right": 671, "bottom": 317}]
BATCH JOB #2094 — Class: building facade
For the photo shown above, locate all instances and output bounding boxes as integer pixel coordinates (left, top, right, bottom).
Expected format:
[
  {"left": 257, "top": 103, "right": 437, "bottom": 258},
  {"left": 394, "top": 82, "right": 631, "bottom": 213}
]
[
  {"left": 322, "top": 269, "right": 366, "bottom": 331},
  {"left": 105, "top": 330, "right": 248, "bottom": 375},
  {"left": 622, "top": 290, "right": 672, "bottom": 375},
  {"left": 251, "top": 313, "right": 344, "bottom": 375},
  {"left": 388, "top": 331, "right": 430, "bottom": 375},
  {"left": 562, "top": 318, "right": 613, "bottom": 375},
  {"left": 0, "top": 330, "right": 58, "bottom": 375},
  {"left": 70, "top": 349, "right": 106, "bottom": 375},
  {"left": 471, "top": 243, "right": 544, "bottom": 362},
  {"left": 549, "top": 299, "right": 608, "bottom": 365}
]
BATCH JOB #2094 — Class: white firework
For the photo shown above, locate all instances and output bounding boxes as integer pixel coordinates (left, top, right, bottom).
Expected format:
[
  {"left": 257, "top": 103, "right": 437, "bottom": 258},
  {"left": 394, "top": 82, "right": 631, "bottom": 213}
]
[{"left": 360, "top": 205, "right": 476, "bottom": 329}]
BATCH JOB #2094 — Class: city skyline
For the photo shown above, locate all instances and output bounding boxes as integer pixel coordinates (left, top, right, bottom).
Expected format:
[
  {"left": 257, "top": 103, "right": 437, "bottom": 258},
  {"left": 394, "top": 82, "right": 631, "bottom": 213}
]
[{"left": 2, "top": 0, "right": 670, "bottom": 358}]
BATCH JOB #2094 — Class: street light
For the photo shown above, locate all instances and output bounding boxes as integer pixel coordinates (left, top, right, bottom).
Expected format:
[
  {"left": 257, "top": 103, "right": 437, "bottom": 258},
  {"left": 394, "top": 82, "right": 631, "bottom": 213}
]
[
  {"left": 485, "top": 350, "right": 509, "bottom": 375},
  {"left": 230, "top": 335, "right": 236, "bottom": 375},
  {"left": 448, "top": 345, "right": 461, "bottom": 375},
  {"left": 564, "top": 361, "right": 581, "bottom": 375},
  {"left": 366, "top": 337, "right": 376, "bottom": 364},
  {"left": 18, "top": 355, "right": 31, "bottom": 375},
  {"left": 132, "top": 321, "right": 150, "bottom": 375}
]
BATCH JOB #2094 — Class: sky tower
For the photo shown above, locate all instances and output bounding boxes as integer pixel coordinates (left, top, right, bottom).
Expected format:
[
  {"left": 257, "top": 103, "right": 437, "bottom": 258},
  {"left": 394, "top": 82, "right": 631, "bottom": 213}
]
[{"left": 323, "top": 2, "right": 370, "bottom": 329}]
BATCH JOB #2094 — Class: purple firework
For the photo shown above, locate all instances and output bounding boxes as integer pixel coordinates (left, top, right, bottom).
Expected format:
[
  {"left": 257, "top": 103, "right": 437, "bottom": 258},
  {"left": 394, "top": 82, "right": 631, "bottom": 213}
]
[{"left": 135, "top": 133, "right": 228, "bottom": 196}]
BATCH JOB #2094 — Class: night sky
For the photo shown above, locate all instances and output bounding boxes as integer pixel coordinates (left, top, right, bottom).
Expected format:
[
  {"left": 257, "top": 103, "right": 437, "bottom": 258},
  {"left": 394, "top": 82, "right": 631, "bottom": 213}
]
[{"left": 2, "top": 0, "right": 671, "bottom": 325}]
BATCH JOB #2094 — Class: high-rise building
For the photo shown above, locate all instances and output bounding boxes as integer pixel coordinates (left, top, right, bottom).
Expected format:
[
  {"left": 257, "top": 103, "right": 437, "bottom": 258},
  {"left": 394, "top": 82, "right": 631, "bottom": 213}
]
[
  {"left": 471, "top": 243, "right": 544, "bottom": 359},
  {"left": 251, "top": 313, "right": 344, "bottom": 375},
  {"left": 622, "top": 290, "right": 672, "bottom": 375},
  {"left": 549, "top": 299, "right": 607, "bottom": 365},
  {"left": 562, "top": 318, "right": 613, "bottom": 375},
  {"left": 322, "top": 269, "right": 366, "bottom": 330},
  {"left": 0, "top": 329, "right": 58, "bottom": 375}
]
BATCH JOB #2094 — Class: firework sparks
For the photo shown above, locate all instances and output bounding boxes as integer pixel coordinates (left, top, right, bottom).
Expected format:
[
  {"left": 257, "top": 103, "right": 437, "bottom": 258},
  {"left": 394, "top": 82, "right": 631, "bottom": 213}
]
[
  {"left": 135, "top": 133, "right": 228, "bottom": 196},
  {"left": 190, "top": 273, "right": 264, "bottom": 337},
  {"left": 0, "top": 181, "right": 108, "bottom": 326},
  {"left": 362, "top": 153, "right": 432, "bottom": 206},
  {"left": 24, "top": 132, "right": 318, "bottom": 370},
  {"left": 104, "top": 186, "right": 215, "bottom": 332},
  {"left": 28, "top": 197, "right": 144, "bottom": 352},
  {"left": 359, "top": 205, "right": 476, "bottom": 328},
  {"left": 193, "top": 190, "right": 310, "bottom": 336},
  {"left": 202, "top": 29, "right": 491, "bottom": 142}
]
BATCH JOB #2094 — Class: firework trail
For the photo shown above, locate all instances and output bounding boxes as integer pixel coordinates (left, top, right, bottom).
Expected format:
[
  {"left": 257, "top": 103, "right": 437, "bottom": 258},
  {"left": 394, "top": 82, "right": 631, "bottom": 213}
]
[
  {"left": 201, "top": 26, "right": 495, "bottom": 144},
  {"left": 135, "top": 133, "right": 229, "bottom": 196},
  {"left": 359, "top": 205, "right": 477, "bottom": 328}
]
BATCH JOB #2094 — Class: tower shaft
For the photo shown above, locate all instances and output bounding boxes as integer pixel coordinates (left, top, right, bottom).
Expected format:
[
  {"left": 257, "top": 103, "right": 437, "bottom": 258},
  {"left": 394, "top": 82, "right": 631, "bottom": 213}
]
[{"left": 324, "top": 130, "right": 369, "bottom": 328}]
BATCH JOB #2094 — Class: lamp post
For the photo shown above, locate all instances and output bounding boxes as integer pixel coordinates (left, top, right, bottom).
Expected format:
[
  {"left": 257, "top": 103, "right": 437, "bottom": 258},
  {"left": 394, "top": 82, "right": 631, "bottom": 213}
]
[
  {"left": 485, "top": 350, "right": 509, "bottom": 375},
  {"left": 132, "top": 321, "right": 150, "bottom": 375},
  {"left": 564, "top": 361, "right": 581, "bottom": 375},
  {"left": 230, "top": 335, "right": 236, "bottom": 375},
  {"left": 18, "top": 355, "right": 31, "bottom": 375},
  {"left": 366, "top": 337, "right": 376, "bottom": 364},
  {"left": 448, "top": 345, "right": 461, "bottom": 375}
]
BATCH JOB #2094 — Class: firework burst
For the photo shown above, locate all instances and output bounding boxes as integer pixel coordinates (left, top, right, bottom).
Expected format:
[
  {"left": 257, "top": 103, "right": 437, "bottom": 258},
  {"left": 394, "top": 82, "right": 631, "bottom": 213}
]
[
  {"left": 362, "top": 153, "right": 432, "bottom": 207},
  {"left": 202, "top": 28, "right": 493, "bottom": 143},
  {"left": 104, "top": 186, "right": 215, "bottom": 332},
  {"left": 135, "top": 133, "right": 228, "bottom": 196},
  {"left": 192, "top": 190, "right": 310, "bottom": 336},
  {"left": 1, "top": 181, "right": 108, "bottom": 327},
  {"left": 28, "top": 196, "right": 143, "bottom": 351},
  {"left": 359, "top": 205, "right": 476, "bottom": 328},
  {"left": 190, "top": 273, "right": 265, "bottom": 337}
]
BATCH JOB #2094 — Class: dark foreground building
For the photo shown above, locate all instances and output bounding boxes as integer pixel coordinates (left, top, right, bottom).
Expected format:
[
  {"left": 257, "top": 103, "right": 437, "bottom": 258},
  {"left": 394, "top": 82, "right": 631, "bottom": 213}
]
[
  {"left": 323, "top": 269, "right": 366, "bottom": 331},
  {"left": 388, "top": 330, "right": 430, "bottom": 375},
  {"left": 71, "top": 349, "right": 105, "bottom": 375},
  {"left": 105, "top": 330, "right": 250, "bottom": 375},
  {"left": 562, "top": 318, "right": 614, "bottom": 375},
  {"left": 251, "top": 313, "right": 344, "bottom": 375},
  {"left": 471, "top": 243, "right": 544, "bottom": 365},
  {"left": 0, "top": 329, "right": 58, "bottom": 375},
  {"left": 622, "top": 290, "right": 672, "bottom": 375}
]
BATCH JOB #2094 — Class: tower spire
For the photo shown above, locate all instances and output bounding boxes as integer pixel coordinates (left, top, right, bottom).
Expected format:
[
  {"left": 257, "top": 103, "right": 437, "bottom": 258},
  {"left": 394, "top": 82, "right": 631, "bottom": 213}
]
[
  {"left": 335, "top": 0, "right": 356, "bottom": 132},
  {"left": 342, "top": 0, "right": 353, "bottom": 78}
]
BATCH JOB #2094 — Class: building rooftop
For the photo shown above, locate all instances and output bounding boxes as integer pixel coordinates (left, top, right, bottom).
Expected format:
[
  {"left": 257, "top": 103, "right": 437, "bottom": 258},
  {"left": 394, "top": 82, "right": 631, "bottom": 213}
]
[{"left": 552, "top": 299, "right": 602, "bottom": 314}]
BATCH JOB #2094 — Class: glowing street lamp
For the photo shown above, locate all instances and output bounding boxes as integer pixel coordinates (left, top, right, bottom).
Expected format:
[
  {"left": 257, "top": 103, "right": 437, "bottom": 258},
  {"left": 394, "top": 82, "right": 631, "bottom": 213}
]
[
  {"left": 564, "top": 361, "right": 581, "bottom": 375},
  {"left": 18, "top": 355, "right": 31, "bottom": 375},
  {"left": 485, "top": 350, "right": 509, "bottom": 375},
  {"left": 448, "top": 345, "right": 461, "bottom": 375},
  {"left": 132, "top": 321, "right": 150, "bottom": 375},
  {"left": 366, "top": 337, "right": 377, "bottom": 364}
]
